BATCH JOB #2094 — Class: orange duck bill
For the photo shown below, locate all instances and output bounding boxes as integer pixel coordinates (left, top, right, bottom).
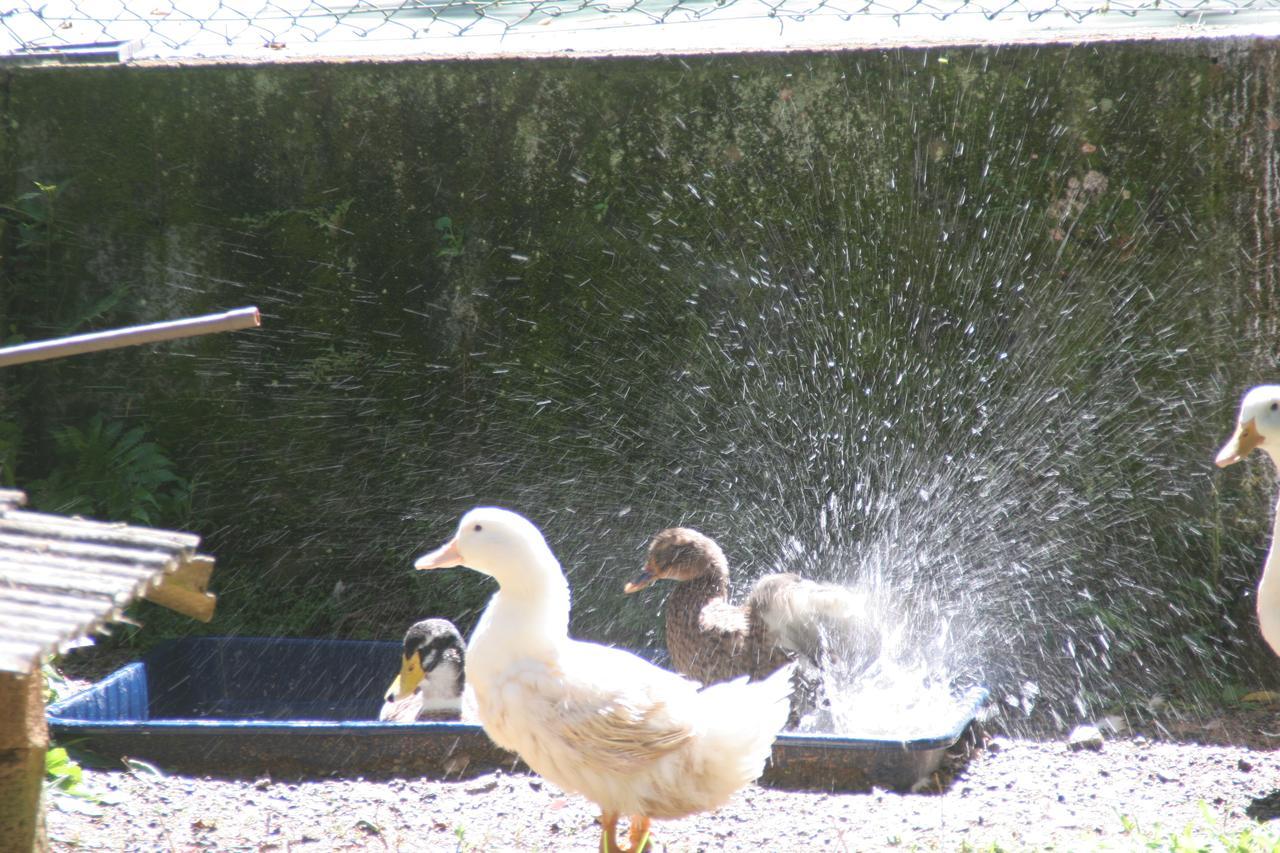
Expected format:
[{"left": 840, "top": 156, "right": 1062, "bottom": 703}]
[{"left": 415, "top": 536, "right": 465, "bottom": 571}]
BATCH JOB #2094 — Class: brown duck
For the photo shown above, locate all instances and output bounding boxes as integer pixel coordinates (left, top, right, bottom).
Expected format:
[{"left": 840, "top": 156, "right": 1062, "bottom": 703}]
[{"left": 624, "top": 527, "right": 879, "bottom": 694}]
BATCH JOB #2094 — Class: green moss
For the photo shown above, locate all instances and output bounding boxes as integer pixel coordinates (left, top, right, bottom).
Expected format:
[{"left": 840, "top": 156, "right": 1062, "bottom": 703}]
[{"left": 0, "top": 45, "right": 1269, "bottom": 713}]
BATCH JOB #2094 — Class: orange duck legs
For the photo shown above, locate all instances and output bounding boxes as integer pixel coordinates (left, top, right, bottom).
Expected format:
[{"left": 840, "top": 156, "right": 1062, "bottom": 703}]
[{"left": 599, "top": 814, "right": 652, "bottom": 853}]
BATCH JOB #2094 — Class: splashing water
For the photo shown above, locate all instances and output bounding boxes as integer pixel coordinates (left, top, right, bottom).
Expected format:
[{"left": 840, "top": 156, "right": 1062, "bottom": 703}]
[
  {"left": 260, "top": 70, "right": 1239, "bottom": 733},
  {"left": 456, "top": 82, "right": 1250, "bottom": 733},
  {"left": 20, "top": 51, "right": 1265, "bottom": 742},
  {"left": 800, "top": 665, "right": 966, "bottom": 741},
  {"left": 793, "top": 608, "right": 961, "bottom": 738}
]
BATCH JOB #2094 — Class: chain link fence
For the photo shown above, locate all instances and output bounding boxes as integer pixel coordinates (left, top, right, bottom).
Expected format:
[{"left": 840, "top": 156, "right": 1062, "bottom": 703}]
[{"left": 1, "top": 0, "right": 1277, "bottom": 60}]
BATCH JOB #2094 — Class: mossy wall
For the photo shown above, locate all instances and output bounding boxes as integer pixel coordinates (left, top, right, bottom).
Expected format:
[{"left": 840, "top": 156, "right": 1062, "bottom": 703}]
[{"left": 1, "top": 42, "right": 1276, "bottom": 714}]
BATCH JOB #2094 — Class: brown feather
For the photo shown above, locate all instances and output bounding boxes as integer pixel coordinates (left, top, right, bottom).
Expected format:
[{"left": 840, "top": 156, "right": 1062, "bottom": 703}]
[{"left": 639, "top": 528, "right": 793, "bottom": 685}]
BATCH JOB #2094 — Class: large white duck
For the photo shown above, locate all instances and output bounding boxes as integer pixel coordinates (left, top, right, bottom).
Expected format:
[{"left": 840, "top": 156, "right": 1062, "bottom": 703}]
[
  {"left": 1216, "top": 384, "right": 1280, "bottom": 657},
  {"left": 414, "top": 507, "right": 793, "bottom": 853}
]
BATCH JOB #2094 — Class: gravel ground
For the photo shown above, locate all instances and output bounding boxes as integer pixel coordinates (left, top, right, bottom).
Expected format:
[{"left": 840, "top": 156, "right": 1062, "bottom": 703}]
[
  {"left": 44, "top": 711, "right": 1280, "bottom": 852},
  {"left": 43, "top": 651, "right": 1280, "bottom": 851}
]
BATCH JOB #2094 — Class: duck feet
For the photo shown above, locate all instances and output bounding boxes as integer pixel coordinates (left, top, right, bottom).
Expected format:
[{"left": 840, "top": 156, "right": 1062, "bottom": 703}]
[
  {"left": 599, "top": 814, "right": 651, "bottom": 853},
  {"left": 628, "top": 815, "right": 651, "bottom": 852}
]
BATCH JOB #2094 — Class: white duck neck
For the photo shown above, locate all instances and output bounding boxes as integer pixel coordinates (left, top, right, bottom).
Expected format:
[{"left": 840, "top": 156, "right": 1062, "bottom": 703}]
[
  {"left": 469, "top": 557, "right": 572, "bottom": 672},
  {"left": 492, "top": 579, "right": 570, "bottom": 638},
  {"left": 1258, "top": 468, "right": 1280, "bottom": 656}
]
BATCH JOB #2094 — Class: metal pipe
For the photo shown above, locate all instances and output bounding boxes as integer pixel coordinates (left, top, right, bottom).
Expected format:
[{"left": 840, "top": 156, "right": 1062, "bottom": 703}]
[{"left": 0, "top": 307, "right": 261, "bottom": 368}]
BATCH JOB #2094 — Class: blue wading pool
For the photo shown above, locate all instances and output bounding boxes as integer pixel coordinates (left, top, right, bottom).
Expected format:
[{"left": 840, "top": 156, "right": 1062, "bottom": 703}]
[{"left": 48, "top": 637, "right": 987, "bottom": 790}]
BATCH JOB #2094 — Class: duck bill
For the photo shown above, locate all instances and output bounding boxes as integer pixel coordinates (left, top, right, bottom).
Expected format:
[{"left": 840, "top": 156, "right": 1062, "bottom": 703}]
[
  {"left": 623, "top": 569, "right": 656, "bottom": 594},
  {"left": 415, "top": 536, "right": 464, "bottom": 571},
  {"left": 1216, "top": 418, "right": 1263, "bottom": 468},
  {"left": 384, "top": 655, "right": 425, "bottom": 705}
]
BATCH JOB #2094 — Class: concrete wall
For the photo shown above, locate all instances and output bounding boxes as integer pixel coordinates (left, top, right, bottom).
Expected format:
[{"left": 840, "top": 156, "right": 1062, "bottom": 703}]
[{"left": 1, "top": 42, "right": 1276, "bottom": 710}]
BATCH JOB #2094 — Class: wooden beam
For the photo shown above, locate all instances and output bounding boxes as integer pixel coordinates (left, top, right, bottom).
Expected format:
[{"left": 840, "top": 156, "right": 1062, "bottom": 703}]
[
  {"left": 143, "top": 555, "right": 217, "bottom": 622},
  {"left": 0, "top": 669, "right": 47, "bottom": 852}
]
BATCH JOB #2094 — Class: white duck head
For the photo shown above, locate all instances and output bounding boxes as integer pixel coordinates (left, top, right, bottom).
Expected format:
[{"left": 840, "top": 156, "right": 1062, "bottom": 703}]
[
  {"left": 414, "top": 507, "right": 570, "bottom": 622},
  {"left": 1217, "top": 385, "right": 1280, "bottom": 469}
]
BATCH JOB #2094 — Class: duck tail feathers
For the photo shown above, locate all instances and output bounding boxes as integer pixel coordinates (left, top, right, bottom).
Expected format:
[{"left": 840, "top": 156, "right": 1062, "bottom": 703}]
[{"left": 693, "top": 662, "right": 792, "bottom": 774}]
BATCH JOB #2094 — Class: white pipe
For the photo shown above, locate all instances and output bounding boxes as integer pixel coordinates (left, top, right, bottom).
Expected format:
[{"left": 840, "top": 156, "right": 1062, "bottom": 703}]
[{"left": 0, "top": 307, "right": 261, "bottom": 368}]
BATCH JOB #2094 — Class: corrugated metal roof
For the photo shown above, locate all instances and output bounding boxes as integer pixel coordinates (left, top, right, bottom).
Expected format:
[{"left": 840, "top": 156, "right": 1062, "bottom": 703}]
[{"left": 0, "top": 489, "right": 206, "bottom": 674}]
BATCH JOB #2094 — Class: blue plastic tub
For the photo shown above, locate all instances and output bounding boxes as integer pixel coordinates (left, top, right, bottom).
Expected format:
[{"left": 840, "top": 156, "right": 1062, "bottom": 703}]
[
  {"left": 48, "top": 637, "right": 516, "bottom": 780},
  {"left": 48, "top": 637, "right": 986, "bottom": 789}
]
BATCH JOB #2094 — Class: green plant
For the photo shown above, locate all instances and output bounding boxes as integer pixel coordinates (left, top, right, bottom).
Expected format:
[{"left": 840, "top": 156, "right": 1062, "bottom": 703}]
[
  {"left": 435, "top": 215, "right": 464, "bottom": 257},
  {"left": 0, "top": 419, "right": 20, "bottom": 486},
  {"left": 30, "top": 414, "right": 191, "bottom": 526},
  {"left": 42, "top": 662, "right": 107, "bottom": 808},
  {"left": 1, "top": 179, "right": 66, "bottom": 346},
  {"left": 0, "top": 178, "right": 131, "bottom": 368},
  {"left": 233, "top": 198, "right": 354, "bottom": 236},
  {"left": 592, "top": 196, "right": 611, "bottom": 223},
  {"left": 1119, "top": 807, "right": 1280, "bottom": 852},
  {"left": 41, "top": 661, "right": 72, "bottom": 705},
  {"left": 2, "top": 180, "right": 63, "bottom": 253},
  {"left": 45, "top": 747, "right": 97, "bottom": 802}
]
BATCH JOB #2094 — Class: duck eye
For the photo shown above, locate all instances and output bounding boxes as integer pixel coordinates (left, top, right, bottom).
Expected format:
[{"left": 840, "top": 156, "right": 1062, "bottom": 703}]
[
  {"left": 474, "top": 523, "right": 483, "bottom": 532},
  {"left": 385, "top": 693, "right": 394, "bottom": 703},
  {"left": 1271, "top": 402, "right": 1278, "bottom": 412}
]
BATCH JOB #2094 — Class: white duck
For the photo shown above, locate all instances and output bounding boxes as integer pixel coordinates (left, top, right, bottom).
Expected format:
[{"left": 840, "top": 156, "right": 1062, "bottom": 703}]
[
  {"left": 414, "top": 507, "right": 793, "bottom": 853},
  {"left": 1216, "top": 384, "right": 1280, "bottom": 657}
]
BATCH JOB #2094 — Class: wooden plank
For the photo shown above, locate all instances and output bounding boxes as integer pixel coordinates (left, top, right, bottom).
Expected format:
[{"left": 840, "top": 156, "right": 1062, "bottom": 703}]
[
  {"left": 0, "top": 561, "right": 145, "bottom": 601},
  {"left": 0, "top": 600, "right": 93, "bottom": 623},
  {"left": 0, "top": 492, "right": 217, "bottom": 675},
  {"left": 0, "top": 670, "right": 47, "bottom": 851},
  {"left": 0, "top": 623, "right": 112, "bottom": 675},
  {"left": 0, "top": 601, "right": 104, "bottom": 632},
  {"left": 0, "top": 560, "right": 165, "bottom": 601},
  {"left": 0, "top": 602, "right": 93, "bottom": 633},
  {"left": 143, "top": 555, "right": 217, "bottom": 622},
  {"left": 0, "top": 639, "right": 43, "bottom": 660},
  {"left": 0, "top": 531, "right": 176, "bottom": 566},
  {"left": 0, "top": 613, "right": 85, "bottom": 646},
  {"left": 0, "top": 545, "right": 171, "bottom": 581},
  {"left": 0, "top": 585, "right": 121, "bottom": 616},
  {"left": 0, "top": 511, "right": 200, "bottom": 551},
  {"left": 0, "top": 641, "right": 45, "bottom": 674},
  {"left": 0, "top": 543, "right": 175, "bottom": 570},
  {"left": 0, "top": 490, "right": 26, "bottom": 508}
]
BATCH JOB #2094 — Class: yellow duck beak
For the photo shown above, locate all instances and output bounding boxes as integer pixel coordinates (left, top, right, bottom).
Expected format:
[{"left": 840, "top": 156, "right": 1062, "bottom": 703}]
[
  {"left": 1217, "top": 417, "right": 1263, "bottom": 468},
  {"left": 384, "top": 652, "right": 426, "bottom": 705}
]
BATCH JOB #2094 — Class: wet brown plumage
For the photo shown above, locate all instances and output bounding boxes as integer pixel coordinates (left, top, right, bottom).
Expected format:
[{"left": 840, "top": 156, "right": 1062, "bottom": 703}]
[
  {"left": 625, "top": 527, "right": 880, "bottom": 725},
  {"left": 625, "top": 528, "right": 789, "bottom": 685}
]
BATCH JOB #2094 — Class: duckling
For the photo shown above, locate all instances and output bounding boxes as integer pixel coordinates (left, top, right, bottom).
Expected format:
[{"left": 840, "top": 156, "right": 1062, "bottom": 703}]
[
  {"left": 379, "top": 618, "right": 466, "bottom": 722},
  {"left": 625, "top": 527, "right": 879, "bottom": 690},
  {"left": 414, "top": 507, "right": 793, "bottom": 853}
]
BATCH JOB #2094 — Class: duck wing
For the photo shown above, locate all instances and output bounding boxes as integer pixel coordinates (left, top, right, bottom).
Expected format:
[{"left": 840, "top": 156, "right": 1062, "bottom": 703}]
[
  {"left": 524, "top": 641, "right": 699, "bottom": 773},
  {"left": 747, "top": 573, "right": 879, "bottom": 670}
]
